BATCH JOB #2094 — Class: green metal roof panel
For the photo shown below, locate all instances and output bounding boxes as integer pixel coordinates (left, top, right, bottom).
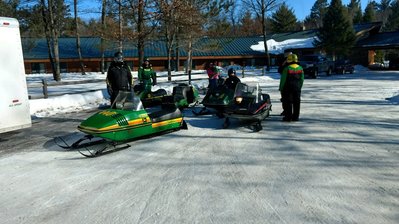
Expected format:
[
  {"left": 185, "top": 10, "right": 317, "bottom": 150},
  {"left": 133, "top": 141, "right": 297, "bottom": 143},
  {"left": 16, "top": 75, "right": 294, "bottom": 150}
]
[{"left": 21, "top": 22, "right": 387, "bottom": 60}]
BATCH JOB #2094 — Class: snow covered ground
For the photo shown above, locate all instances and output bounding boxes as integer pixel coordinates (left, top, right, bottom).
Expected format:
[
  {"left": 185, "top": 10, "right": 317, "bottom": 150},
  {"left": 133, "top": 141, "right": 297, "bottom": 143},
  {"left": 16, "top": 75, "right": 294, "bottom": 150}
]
[{"left": 0, "top": 67, "right": 398, "bottom": 224}]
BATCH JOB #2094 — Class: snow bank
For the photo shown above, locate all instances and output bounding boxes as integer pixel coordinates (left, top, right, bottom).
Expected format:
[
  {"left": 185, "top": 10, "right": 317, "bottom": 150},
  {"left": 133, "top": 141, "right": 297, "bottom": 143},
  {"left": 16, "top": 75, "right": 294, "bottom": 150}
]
[{"left": 29, "top": 91, "right": 109, "bottom": 117}]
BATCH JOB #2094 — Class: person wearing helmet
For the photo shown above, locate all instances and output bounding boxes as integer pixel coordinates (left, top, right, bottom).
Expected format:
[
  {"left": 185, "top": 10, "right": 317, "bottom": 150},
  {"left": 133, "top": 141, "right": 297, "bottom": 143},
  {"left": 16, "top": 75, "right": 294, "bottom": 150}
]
[
  {"left": 224, "top": 68, "right": 241, "bottom": 90},
  {"left": 279, "top": 53, "right": 304, "bottom": 122},
  {"left": 278, "top": 51, "right": 293, "bottom": 116},
  {"left": 106, "top": 51, "right": 132, "bottom": 108},
  {"left": 278, "top": 51, "right": 293, "bottom": 74},
  {"left": 138, "top": 57, "right": 157, "bottom": 99}
]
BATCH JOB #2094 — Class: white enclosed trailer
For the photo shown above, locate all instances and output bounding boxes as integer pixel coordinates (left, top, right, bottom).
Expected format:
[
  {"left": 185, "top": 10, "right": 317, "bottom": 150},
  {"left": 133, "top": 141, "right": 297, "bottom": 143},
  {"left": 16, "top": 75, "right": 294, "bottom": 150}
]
[{"left": 0, "top": 17, "right": 31, "bottom": 133}]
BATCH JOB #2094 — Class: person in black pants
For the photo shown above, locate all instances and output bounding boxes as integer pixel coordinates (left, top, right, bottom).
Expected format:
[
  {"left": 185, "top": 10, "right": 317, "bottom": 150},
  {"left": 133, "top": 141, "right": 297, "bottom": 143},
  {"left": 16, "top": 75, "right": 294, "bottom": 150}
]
[
  {"left": 278, "top": 51, "right": 292, "bottom": 116},
  {"left": 279, "top": 54, "right": 304, "bottom": 122},
  {"left": 106, "top": 52, "right": 132, "bottom": 108}
]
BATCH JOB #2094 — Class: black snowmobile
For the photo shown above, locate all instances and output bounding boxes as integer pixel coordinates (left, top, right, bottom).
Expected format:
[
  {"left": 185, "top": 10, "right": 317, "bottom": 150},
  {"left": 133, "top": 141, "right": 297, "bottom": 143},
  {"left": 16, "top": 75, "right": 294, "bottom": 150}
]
[
  {"left": 192, "top": 80, "right": 235, "bottom": 117},
  {"left": 223, "top": 82, "right": 272, "bottom": 132}
]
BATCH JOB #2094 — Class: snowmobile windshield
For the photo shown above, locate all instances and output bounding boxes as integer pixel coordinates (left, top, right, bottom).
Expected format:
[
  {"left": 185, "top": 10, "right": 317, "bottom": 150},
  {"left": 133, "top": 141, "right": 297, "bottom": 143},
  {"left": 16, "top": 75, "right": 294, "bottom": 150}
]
[
  {"left": 234, "top": 82, "right": 262, "bottom": 103},
  {"left": 113, "top": 91, "right": 144, "bottom": 111}
]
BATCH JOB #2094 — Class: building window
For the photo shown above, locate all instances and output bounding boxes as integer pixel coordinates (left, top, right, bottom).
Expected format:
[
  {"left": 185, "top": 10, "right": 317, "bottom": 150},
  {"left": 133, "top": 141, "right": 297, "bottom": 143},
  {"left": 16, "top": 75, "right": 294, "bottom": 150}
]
[{"left": 31, "top": 63, "right": 45, "bottom": 73}]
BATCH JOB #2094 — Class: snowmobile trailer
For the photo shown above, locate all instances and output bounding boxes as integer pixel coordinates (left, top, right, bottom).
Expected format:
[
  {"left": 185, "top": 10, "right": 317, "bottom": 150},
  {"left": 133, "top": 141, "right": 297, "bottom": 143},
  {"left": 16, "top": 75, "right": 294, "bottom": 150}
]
[{"left": 0, "top": 17, "right": 31, "bottom": 134}]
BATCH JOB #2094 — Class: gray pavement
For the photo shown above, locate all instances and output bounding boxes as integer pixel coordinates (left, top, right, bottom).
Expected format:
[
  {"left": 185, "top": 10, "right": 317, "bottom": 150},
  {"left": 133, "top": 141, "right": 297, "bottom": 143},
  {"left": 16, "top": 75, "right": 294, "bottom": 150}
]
[{"left": 0, "top": 71, "right": 398, "bottom": 224}]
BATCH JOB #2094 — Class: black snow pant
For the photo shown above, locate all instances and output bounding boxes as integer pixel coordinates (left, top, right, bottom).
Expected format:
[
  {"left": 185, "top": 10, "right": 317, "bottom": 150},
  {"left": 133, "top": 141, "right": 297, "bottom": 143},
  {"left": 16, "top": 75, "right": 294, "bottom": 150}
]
[
  {"left": 110, "top": 87, "right": 129, "bottom": 109},
  {"left": 281, "top": 90, "right": 301, "bottom": 121},
  {"left": 110, "top": 90, "right": 120, "bottom": 109}
]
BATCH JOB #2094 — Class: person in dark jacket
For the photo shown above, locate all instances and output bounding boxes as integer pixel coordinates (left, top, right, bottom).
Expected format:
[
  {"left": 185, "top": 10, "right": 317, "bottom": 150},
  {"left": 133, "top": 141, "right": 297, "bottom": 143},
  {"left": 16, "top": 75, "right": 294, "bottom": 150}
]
[
  {"left": 224, "top": 68, "right": 241, "bottom": 90},
  {"left": 279, "top": 53, "right": 304, "bottom": 122},
  {"left": 106, "top": 52, "right": 132, "bottom": 108}
]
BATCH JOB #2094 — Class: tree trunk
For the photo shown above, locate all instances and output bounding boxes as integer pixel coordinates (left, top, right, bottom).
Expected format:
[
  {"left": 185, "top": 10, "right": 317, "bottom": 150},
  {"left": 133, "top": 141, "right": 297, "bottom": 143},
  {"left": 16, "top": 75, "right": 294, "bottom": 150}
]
[
  {"left": 186, "top": 37, "right": 193, "bottom": 75},
  {"left": 164, "top": 18, "right": 173, "bottom": 81},
  {"left": 40, "top": 0, "right": 55, "bottom": 76},
  {"left": 74, "top": 0, "right": 85, "bottom": 75},
  {"left": 100, "top": 0, "right": 106, "bottom": 74},
  {"left": 48, "top": 0, "right": 61, "bottom": 81},
  {"left": 118, "top": 0, "right": 123, "bottom": 52},
  {"left": 261, "top": 2, "right": 270, "bottom": 71},
  {"left": 175, "top": 27, "right": 180, "bottom": 71},
  {"left": 137, "top": 0, "right": 145, "bottom": 65}
]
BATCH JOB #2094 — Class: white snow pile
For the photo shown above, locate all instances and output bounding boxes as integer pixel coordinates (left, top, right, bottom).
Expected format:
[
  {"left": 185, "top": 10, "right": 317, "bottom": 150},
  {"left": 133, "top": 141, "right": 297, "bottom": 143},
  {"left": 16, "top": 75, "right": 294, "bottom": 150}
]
[{"left": 29, "top": 91, "right": 109, "bottom": 118}]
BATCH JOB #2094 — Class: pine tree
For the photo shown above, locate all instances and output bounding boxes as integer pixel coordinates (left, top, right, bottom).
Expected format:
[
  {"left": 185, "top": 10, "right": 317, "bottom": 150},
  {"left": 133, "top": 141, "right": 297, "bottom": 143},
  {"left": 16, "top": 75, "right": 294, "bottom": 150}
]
[
  {"left": 238, "top": 10, "right": 263, "bottom": 35},
  {"left": 314, "top": 0, "right": 356, "bottom": 57},
  {"left": 384, "top": 0, "right": 399, "bottom": 31},
  {"left": 347, "top": 0, "right": 362, "bottom": 24},
  {"left": 363, "top": 1, "right": 377, "bottom": 23},
  {"left": 270, "top": 3, "right": 297, "bottom": 33},
  {"left": 0, "top": 0, "right": 19, "bottom": 18},
  {"left": 308, "top": 0, "right": 328, "bottom": 28},
  {"left": 376, "top": 0, "right": 392, "bottom": 26}
]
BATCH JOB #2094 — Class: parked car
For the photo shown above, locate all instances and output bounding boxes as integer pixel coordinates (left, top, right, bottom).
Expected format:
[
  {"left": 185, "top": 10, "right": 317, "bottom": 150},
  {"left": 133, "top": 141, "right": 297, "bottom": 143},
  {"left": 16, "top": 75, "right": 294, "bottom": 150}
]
[
  {"left": 368, "top": 62, "right": 387, "bottom": 70},
  {"left": 299, "top": 54, "right": 334, "bottom": 79},
  {"left": 334, "top": 59, "right": 354, "bottom": 74}
]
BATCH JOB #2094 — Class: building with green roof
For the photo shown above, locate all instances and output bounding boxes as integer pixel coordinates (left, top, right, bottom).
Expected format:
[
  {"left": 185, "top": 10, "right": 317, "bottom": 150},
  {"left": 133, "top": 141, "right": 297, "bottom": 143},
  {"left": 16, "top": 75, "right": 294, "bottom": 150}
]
[{"left": 22, "top": 22, "right": 399, "bottom": 74}]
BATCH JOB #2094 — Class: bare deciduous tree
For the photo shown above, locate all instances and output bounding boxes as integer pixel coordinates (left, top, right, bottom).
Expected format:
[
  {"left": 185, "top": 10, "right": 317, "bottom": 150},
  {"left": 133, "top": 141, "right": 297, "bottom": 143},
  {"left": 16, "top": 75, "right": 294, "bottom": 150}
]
[
  {"left": 242, "top": 0, "right": 282, "bottom": 70},
  {"left": 39, "top": 0, "right": 65, "bottom": 81},
  {"left": 100, "top": 0, "right": 107, "bottom": 73},
  {"left": 74, "top": 0, "right": 85, "bottom": 75}
]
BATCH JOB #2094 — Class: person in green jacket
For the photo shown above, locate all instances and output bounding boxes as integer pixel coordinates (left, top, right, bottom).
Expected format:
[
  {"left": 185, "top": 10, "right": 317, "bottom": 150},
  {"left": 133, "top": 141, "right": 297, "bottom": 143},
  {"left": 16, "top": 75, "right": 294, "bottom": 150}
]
[
  {"left": 137, "top": 58, "right": 156, "bottom": 99},
  {"left": 279, "top": 53, "right": 304, "bottom": 122}
]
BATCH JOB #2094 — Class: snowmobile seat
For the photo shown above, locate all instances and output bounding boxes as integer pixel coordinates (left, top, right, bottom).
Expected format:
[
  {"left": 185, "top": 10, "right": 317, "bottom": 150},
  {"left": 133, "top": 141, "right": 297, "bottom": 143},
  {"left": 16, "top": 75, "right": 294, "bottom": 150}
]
[
  {"left": 173, "top": 84, "right": 194, "bottom": 104},
  {"left": 133, "top": 83, "right": 144, "bottom": 93},
  {"left": 152, "top": 89, "right": 167, "bottom": 97},
  {"left": 148, "top": 107, "right": 182, "bottom": 123}
]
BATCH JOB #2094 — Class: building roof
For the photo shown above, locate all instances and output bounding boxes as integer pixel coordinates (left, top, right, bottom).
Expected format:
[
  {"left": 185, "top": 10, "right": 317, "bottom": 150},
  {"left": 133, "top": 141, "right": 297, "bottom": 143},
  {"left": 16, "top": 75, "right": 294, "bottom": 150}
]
[
  {"left": 21, "top": 22, "right": 394, "bottom": 60},
  {"left": 356, "top": 31, "right": 399, "bottom": 49},
  {"left": 21, "top": 32, "right": 319, "bottom": 60}
]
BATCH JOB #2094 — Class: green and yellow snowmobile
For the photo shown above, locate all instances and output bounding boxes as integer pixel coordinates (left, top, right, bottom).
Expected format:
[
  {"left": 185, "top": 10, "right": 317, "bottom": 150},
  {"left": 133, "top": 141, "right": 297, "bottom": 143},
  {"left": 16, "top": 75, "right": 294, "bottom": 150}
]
[{"left": 55, "top": 91, "right": 187, "bottom": 157}]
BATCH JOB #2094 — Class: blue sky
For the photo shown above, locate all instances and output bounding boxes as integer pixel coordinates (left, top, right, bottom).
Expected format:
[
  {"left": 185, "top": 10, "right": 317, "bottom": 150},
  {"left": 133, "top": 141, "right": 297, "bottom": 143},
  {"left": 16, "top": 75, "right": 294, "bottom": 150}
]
[
  {"left": 77, "top": 0, "right": 370, "bottom": 21},
  {"left": 286, "top": 0, "right": 369, "bottom": 21}
]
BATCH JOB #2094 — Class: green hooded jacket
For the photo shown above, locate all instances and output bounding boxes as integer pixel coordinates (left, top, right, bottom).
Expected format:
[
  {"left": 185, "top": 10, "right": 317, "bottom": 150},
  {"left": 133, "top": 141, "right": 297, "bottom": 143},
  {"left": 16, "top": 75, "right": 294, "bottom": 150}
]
[{"left": 279, "top": 63, "right": 304, "bottom": 92}]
